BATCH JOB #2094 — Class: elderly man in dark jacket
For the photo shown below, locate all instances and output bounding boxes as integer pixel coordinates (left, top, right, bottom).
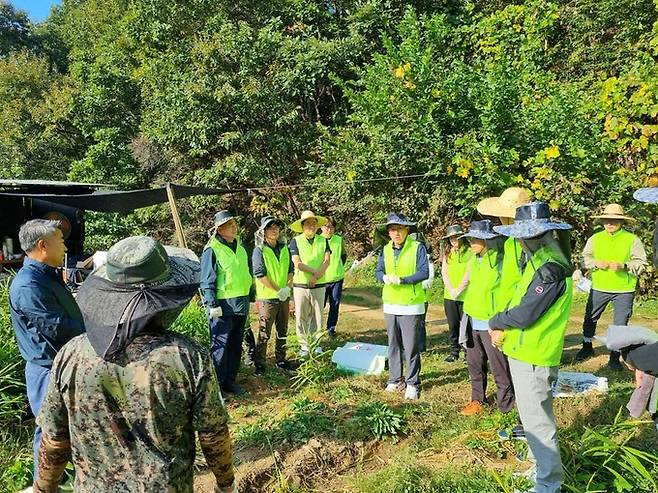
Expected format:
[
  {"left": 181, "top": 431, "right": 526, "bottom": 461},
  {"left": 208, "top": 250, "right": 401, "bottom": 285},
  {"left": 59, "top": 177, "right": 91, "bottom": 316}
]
[{"left": 9, "top": 219, "right": 85, "bottom": 484}]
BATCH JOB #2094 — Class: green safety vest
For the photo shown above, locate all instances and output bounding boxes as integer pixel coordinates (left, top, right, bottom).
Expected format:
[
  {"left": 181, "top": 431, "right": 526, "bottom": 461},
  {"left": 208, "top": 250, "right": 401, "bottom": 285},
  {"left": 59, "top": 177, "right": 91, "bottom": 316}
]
[
  {"left": 321, "top": 234, "right": 346, "bottom": 283},
  {"left": 591, "top": 229, "right": 638, "bottom": 293},
  {"left": 256, "top": 244, "right": 290, "bottom": 300},
  {"left": 502, "top": 247, "right": 573, "bottom": 367},
  {"left": 382, "top": 238, "right": 425, "bottom": 306},
  {"left": 292, "top": 234, "right": 328, "bottom": 285},
  {"left": 499, "top": 237, "right": 524, "bottom": 309},
  {"left": 443, "top": 248, "right": 472, "bottom": 301},
  {"left": 463, "top": 249, "right": 502, "bottom": 320},
  {"left": 206, "top": 236, "right": 252, "bottom": 300}
]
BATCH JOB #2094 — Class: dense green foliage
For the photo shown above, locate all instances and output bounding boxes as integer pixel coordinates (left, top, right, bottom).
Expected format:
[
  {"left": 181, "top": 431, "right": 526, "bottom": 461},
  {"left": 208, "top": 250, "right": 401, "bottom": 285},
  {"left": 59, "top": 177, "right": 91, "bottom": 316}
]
[{"left": 1, "top": 0, "right": 658, "bottom": 258}]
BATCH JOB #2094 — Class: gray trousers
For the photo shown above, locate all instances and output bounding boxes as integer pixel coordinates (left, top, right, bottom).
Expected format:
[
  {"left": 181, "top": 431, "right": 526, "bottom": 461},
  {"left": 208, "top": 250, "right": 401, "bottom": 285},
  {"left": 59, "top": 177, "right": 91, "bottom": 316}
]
[
  {"left": 509, "top": 358, "right": 563, "bottom": 493},
  {"left": 294, "top": 286, "right": 325, "bottom": 350},
  {"left": 583, "top": 289, "right": 635, "bottom": 339},
  {"left": 385, "top": 314, "right": 422, "bottom": 387}
]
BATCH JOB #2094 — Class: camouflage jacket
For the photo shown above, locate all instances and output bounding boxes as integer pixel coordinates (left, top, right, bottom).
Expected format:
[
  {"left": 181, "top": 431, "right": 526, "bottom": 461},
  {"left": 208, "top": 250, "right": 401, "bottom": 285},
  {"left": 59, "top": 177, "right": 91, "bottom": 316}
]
[{"left": 37, "top": 331, "right": 234, "bottom": 492}]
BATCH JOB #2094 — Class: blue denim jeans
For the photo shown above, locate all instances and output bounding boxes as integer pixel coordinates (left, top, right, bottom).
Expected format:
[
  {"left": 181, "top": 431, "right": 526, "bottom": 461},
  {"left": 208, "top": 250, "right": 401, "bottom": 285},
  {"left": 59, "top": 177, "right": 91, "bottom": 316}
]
[
  {"left": 323, "top": 280, "right": 344, "bottom": 334},
  {"left": 25, "top": 362, "right": 51, "bottom": 482}
]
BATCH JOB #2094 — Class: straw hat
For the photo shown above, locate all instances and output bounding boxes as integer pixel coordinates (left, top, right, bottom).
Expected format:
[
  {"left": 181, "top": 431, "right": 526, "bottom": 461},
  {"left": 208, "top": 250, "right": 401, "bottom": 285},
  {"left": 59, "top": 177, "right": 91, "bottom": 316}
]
[
  {"left": 592, "top": 203, "right": 635, "bottom": 222},
  {"left": 477, "top": 187, "right": 533, "bottom": 219},
  {"left": 290, "top": 210, "right": 327, "bottom": 233}
]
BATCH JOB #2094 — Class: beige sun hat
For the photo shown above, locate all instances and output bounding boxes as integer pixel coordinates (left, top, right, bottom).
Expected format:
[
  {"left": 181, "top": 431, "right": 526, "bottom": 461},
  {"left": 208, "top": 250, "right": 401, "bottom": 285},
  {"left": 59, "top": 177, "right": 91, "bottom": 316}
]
[
  {"left": 290, "top": 210, "right": 328, "bottom": 233},
  {"left": 593, "top": 203, "right": 635, "bottom": 222},
  {"left": 477, "top": 187, "right": 533, "bottom": 219}
]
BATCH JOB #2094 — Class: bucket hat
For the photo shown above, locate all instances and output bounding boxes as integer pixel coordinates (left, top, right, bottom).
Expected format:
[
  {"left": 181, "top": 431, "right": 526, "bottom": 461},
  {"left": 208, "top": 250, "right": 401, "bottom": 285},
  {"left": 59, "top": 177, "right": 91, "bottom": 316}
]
[
  {"left": 494, "top": 202, "right": 571, "bottom": 239},
  {"left": 290, "top": 210, "right": 327, "bottom": 233},
  {"left": 258, "top": 215, "right": 285, "bottom": 231},
  {"left": 375, "top": 212, "right": 417, "bottom": 233},
  {"left": 213, "top": 210, "right": 237, "bottom": 227},
  {"left": 592, "top": 203, "right": 635, "bottom": 222},
  {"left": 76, "top": 236, "right": 200, "bottom": 361},
  {"left": 460, "top": 219, "right": 500, "bottom": 240},
  {"left": 441, "top": 224, "right": 465, "bottom": 239},
  {"left": 477, "top": 187, "right": 533, "bottom": 219}
]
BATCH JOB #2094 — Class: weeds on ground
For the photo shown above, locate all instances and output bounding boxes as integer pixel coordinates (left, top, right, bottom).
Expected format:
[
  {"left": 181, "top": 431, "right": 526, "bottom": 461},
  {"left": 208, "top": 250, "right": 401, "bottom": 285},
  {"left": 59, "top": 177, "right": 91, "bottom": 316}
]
[
  {"left": 353, "top": 402, "right": 404, "bottom": 440},
  {"left": 352, "top": 452, "right": 530, "bottom": 493},
  {"left": 562, "top": 408, "right": 658, "bottom": 493}
]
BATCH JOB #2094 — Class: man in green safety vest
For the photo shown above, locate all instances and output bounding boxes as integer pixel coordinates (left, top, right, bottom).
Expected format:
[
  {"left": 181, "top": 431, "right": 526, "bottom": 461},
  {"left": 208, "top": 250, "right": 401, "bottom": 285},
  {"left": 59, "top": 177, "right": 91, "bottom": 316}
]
[
  {"left": 200, "top": 210, "right": 252, "bottom": 396},
  {"left": 375, "top": 213, "right": 429, "bottom": 401},
  {"left": 252, "top": 216, "right": 294, "bottom": 375},
  {"left": 289, "top": 210, "right": 332, "bottom": 356},
  {"left": 477, "top": 187, "right": 533, "bottom": 310},
  {"left": 575, "top": 204, "right": 648, "bottom": 370},
  {"left": 321, "top": 217, "right": 348, "bottom": 337},
  {"left": 489, "top": 201, "right": 574, "bottom": 493}
]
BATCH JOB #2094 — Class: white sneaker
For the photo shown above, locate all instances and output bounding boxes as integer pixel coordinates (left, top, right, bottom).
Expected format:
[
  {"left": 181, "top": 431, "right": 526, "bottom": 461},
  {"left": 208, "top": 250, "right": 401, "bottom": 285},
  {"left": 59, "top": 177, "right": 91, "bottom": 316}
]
[
  {"left": 314, "top": 346, "right": 323, "bottom": 354},
  {"left": 299, "top": 348, "right": 309, "bottom": 358},
  {"left": 404, "top": 385, "right": 419, "bottom": 400},
  {"left": 385, "top": 381, "right": 406, "bottom": 392}
]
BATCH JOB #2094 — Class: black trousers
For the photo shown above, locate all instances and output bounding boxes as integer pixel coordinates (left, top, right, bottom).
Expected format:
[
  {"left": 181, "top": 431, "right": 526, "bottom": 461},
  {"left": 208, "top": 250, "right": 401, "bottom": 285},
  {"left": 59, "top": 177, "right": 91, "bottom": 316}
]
[{"left": 444, "top": 298, "right": 464, "bottom": 355}]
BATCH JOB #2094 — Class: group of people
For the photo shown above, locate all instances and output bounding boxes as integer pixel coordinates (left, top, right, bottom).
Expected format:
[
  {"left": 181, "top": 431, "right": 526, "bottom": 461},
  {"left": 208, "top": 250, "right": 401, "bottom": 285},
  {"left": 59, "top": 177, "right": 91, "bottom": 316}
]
[
  {"left": 200, "top": 209, "right": 348, "bottom": 395},
  {"left": 374, "top": 187, "right": 652, "bottom": 493},
  {"left": 6, "top": 182, "right": 657, "bottom": 493}
]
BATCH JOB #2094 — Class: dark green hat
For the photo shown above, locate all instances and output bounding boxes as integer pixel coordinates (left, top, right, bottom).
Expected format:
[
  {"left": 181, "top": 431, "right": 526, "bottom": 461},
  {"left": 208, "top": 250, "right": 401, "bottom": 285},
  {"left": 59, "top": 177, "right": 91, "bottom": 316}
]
[
  {"left": 94, "top": 236, "right": 199, "bottom": 286},
  {"left": 442, "top": 224, "right": 464, "bottom": 239}
]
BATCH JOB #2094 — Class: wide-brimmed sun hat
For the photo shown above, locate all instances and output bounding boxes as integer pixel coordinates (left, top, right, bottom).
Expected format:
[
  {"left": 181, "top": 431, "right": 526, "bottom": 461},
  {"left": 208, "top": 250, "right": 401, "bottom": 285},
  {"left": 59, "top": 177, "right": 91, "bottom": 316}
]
[
  {"left": 290, "top": 210, "right": 328, "bottom": 233},
  {"left": 258, "top": 215, "right": 285, "bottom": 231},
  {"left": 375, "top": 212, "right": 418, "bottom": 234},
  {"left": 633, "top": 188, "right": 658, "bottom": 204},
  {"left": 213, "top": 210, "right": 238, "bottom": 227},
  {"left": 477, "top": 187, "right": 533, "bottom": 219},
  {"left": 592, "top": 203, "right": 635, "bottom": 222},
  {"left": 461, "top": 219, "right": 500, "bottom": 240},
  {"left": 76, "top": 236, "right": 200, "bottom": 361},
  {"left": 494, "top": 201, "right": 572, "bottom": 239},
  {"left": 441, "top": 224, "right": 465, "bottom": 239}
]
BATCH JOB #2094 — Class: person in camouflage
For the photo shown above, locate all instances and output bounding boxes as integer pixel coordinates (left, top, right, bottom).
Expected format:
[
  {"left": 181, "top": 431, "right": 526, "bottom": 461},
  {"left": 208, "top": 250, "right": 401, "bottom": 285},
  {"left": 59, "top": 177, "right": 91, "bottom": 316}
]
[{"left": 34, "top": 236, "right": 236, "bottom": 493}]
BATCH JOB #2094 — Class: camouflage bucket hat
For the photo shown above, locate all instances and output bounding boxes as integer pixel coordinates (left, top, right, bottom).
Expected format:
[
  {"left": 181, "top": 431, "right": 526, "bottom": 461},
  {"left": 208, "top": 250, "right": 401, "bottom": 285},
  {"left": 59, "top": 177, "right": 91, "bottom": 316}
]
[{"left": 93, "top": 236, "right": 200, "bottom": 287}]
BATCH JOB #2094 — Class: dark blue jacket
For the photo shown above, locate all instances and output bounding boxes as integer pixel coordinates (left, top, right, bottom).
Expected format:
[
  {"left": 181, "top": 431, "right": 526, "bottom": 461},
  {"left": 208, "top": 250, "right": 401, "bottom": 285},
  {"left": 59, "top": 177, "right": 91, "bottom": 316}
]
[{"left": 9, "top": 257, "right": 85, "bottom": 367}]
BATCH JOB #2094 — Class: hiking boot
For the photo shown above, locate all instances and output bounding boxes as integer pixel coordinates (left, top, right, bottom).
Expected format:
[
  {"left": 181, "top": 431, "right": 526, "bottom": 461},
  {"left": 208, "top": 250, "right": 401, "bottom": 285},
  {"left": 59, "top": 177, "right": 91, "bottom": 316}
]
[
  {"left": 404, "top": 385, "right": 419, "bottom": 400},
  {"left": 327, "top": 329, "right": 337, "bottom": 338},
  {"left": 444, "top": 352, "right": 460, "bottom": 363},
  {"left": 461, "top": 400, "right": 484, "bottom": 416},
  {"left": 385, "top": 381, "right": 406, "bottom": 393},
  {"left": 608, "top": 351, "right": 623, "bottom": 371},
  {"left": 575, "top": 341, "right": 594, "bottom": 361},
  {"left": 255, "top": 364, "right": 266, "bottom": 375}
]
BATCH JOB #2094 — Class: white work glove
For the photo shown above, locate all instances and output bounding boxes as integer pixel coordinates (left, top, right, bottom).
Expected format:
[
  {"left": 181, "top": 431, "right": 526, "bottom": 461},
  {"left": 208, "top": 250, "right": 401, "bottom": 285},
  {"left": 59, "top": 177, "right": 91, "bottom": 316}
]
[
  {"left": 383, "top": 275, "right": 401, "bottom": 285},
  {"left": 215, "top": 483, "right": 238, "bottom": 493},
  {"left": 208, "top": 306, "right": 223, "bottom": 319},
  {"left": 421, "top": 279, "right": 432, "bottom": 290},
  {"left": 277, "top": 287, "right": 291, "bottom": 301}
]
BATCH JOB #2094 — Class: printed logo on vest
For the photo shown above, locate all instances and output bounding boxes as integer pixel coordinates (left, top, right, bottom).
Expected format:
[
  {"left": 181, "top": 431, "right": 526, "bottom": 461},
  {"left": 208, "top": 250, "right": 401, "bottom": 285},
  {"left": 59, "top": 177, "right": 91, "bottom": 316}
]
[{"left": 535, "top": 285, "right": 544, "bottom": 295}]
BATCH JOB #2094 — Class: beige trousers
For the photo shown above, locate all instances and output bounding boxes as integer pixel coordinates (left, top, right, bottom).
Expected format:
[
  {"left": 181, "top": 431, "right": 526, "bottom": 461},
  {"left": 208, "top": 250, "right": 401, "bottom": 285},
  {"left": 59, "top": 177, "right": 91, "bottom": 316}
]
[{"left": 293, "top": 286, "right": 326, "bottom": 350}]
